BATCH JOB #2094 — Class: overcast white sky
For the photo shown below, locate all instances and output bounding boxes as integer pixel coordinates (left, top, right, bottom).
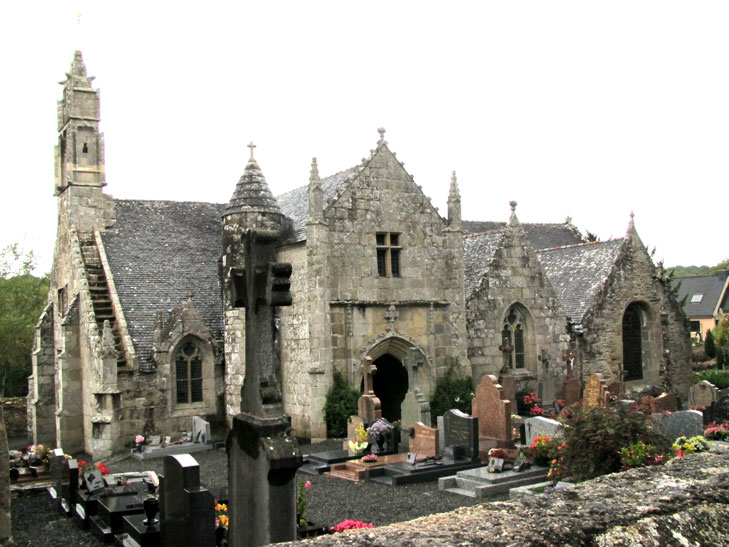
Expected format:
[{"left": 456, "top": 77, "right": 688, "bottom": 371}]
[{"left": 2, "top": 1, "right": 727, "bottom": 275}]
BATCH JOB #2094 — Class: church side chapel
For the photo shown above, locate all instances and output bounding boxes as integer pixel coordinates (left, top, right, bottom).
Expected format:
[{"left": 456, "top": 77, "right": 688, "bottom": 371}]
[{"left": 27, "top": 52, "right": 691, "bottom": 458}]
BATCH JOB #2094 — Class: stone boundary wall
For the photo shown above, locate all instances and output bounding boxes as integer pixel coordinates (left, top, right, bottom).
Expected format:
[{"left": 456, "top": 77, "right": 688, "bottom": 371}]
[{"left": 283, "top": 446, "right": 729, "bottom": 546}]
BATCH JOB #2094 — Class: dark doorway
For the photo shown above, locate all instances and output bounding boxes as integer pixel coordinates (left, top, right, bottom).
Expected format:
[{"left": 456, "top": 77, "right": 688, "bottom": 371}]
[
  {"left": 622, "top": 303, "right": 643, "bottom": 381},
  {"left": 370, "top": 354, "right": 408, "bottom": 422}
]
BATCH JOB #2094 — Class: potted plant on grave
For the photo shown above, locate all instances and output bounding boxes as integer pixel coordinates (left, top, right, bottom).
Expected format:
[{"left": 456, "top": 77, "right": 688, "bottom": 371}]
[
  {"left": 367, "top": 420, "right": 392, "bottom": 452},
  {"left": 347, "top": 423, "right": 369, "bottom": 456},
  {"left": 523, "top": 435, "right": 559, "bottom": 467}
]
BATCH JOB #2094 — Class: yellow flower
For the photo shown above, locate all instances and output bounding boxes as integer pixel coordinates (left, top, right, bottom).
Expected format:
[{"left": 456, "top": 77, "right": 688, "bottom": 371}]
[{"left": 219, "top": 515, "right": 229, "bottom": 527}]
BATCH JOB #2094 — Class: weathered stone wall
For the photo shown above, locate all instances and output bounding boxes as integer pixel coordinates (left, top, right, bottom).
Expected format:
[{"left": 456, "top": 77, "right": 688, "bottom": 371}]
[
  {"left": 466, "top": 223, "right": 570, "bottom": 391},
  {"left": 284, "top": 447, "right": 729, "bottom": 546},
  {"left": 276, "top": 243, "right": 312, "bottom": 435},
  {"left": 322, "top": 145, "right": 468, "bottom": 394},
  {"left": 577, "top": 232, "right": 692, "bottom": 401},
  {"left": 28, "top": 304, "right": 55, "bottom": 445}
]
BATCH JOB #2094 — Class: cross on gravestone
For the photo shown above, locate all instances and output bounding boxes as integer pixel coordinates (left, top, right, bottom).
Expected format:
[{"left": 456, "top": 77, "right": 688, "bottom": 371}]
[
  {"left": 562, "top": 349, "right": 580, "bottom": 405},
  {"left": 498, "top": 337, "right": 514, "bottom": 374},
  {"left": 401, "top": 349, "right": 431, "bottom": 433},
  {"left": 360, "top": 356, "right": 377, "bottom": 395},
  {"left": 357, "top": 356, "right": 382, "bottom": 424}
]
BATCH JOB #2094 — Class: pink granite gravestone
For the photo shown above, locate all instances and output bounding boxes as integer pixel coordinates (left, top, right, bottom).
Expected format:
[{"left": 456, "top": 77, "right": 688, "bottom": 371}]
[
  {"left": 409, "top": 422, "right": 439, "bottom": 458},
  {"left": 582, "top": 373, "right": 610, "bottom": 409},
  {"left": 472, "top": 375, "right": 513, "bottom": 457},
  {"left": 651, "top": 393, "right": 678, "bottom": 413}
]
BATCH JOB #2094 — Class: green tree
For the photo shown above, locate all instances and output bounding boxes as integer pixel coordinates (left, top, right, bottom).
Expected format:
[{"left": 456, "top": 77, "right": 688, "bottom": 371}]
[
  {"left": 429, "top": 363, "right": 474, "bottom": 426},
  {"left": 705, "top": 330, "right": 716, "bottom": 359},
  {"left": 0, "top": 245, "right": 49, "bottom": 397}
]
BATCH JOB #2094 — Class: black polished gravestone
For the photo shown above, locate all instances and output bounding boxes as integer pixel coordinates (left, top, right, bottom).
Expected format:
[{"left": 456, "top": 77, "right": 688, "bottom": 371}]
[
  {"left": 442, "top": 409, "right": 480, "bottom": 462},
  {"left": 116, "top": 497, "right": 160, "bottom": 547},
  {"left": 60, "top": 459, "right": 79, "bottom": 516},
  {"left": 89, "top": 493, "right": 146, "bottom": 542}
]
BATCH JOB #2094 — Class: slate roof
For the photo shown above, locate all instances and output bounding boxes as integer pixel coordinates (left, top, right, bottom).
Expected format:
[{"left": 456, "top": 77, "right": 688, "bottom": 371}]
[
  {"left": 277, "top": 167, "right": 358, "bottom": 244},
  {"left": 463, "top": 220, "right": 584, "bottom": 250},
  {"left": 100, "top": 199, "right": 225, "bottom": 366},
  {"left": 463, "top": 231, "right": 505, "bottom": 300},
  {"left": 536, "top": 239, "right": 626, "bottom": 324},
  {"left": 673, "top": 271, "right": 729, "bottom": 318}
]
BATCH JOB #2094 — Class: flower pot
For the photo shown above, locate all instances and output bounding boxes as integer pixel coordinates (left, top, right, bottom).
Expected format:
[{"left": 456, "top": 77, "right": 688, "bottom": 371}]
[
  {"left": 376, "top": 435, "right": 385, "bottom": 452},
  {"left": 143, "top": 497, "right": 159, "bottom": 525},
  {"left": 534, "top": 457, "right": 551, "bottom": 467}
]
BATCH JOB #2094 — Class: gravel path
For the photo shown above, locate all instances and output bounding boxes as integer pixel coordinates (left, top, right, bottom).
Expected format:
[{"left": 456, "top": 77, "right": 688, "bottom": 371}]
[{"left": 10, "top": 440, "right": 486, "bottom": 546}]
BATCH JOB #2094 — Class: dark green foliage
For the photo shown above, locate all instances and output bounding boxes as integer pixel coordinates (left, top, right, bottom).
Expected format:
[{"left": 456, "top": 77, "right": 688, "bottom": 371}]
[
  {"left": 558, "top": 404, "right": 662, "bottom": 482},
  {"left": 323, "top": 371, "right": 359, "bottom": 438},
  {"left": 705, "top": 330, "right": 716, "bottom": 359},
  {"left": 429, "top": 364, "right": 474, "bottom": 426},
  {"left": 0, "top": 248, "right": 49, "bottom": 397},
  {"left": 717, "top": 349, "right": 726, "bottom": 370},
  {"left": 694, "top": 369, "right": 729, "bottom": 389}
]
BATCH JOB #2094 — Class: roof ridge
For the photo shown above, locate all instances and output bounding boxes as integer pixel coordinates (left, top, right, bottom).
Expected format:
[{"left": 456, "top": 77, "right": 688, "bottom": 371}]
[
  {"left": 113, "top": 198, "right": 224, "bottom": 207},
  {"left": 536, "top": 238, "right": 625, "bottom": 254},
  {"left": 463, "top": 229, "right": 504, "bottom": 239}
]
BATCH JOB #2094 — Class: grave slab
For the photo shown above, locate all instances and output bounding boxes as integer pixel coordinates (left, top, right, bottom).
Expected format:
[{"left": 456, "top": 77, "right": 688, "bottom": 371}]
[{"left": 438, "top": 464, "right": 549, "bottom": 498}]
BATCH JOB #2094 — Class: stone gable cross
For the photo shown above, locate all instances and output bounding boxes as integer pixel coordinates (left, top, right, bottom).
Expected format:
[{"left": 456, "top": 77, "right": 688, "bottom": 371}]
[
  {"left": 360, "top": 356, "right": 377, "bottom": 395},
  {"left": 247, "top": 141, "right": 256, "bottom": 159},
  {"left": 385, "top": 303, "right": 398, "bottom": 332}
]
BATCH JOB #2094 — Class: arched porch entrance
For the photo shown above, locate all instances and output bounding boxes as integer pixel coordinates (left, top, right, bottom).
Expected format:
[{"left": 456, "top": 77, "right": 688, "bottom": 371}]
[{"left": 358, "top": 336, "right": 430, "bottom": 423}]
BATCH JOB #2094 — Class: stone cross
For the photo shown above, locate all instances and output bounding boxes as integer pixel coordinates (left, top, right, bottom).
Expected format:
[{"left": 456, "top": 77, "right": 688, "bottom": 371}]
[
  {"left": 498, "top": 337, "right": 513, "bottom": 373},
  {"left": 563, "top": 349, "right": 575, "bottom": 375},
  {"left": 404, "top": 348, "right": 422, "bottom": 394},
  {"left": 360, "top": 356, "right": 377, "bottom": 395},
  {"left": 247, "top": 141, "right": 256, "bottom": 159}
]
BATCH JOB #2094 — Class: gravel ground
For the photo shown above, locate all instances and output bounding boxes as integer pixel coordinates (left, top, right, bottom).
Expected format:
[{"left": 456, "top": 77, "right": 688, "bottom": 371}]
[{"left": 10, "top": 439, "right": 486, "bottom": 545}]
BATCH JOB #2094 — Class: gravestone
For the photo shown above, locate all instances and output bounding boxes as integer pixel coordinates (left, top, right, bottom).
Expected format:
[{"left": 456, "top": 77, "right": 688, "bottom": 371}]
[
  {"left": 60, "top": 458, "right": 79, "bottom": 516},
  {"left": 400, "top": 349, "right": 431, "bottom": 442},
  {"left": 49, "top": 448, "right": 67, "bottom": 509},
  {"left": 437, "top": 415, "right": 445, "bottom": 456},
  {"left": 226, "top": 222, "right": 302, "bottom": 547},
  {"left": 537, "top": 350, "right": 558, "bottom": 406},
  {"left": 689, "top": 381, "right": 719, "bottom": 409},
  {"left": 357, "top": 357, "right": 382, "bottom": 424},
  {"left": 583, "top": 373, "right": 610, "bottom": 409},
  {"left": 524, "top": 417, "right": 565, "bottom": 443},
  {"left": 84, "top": 469, "right": 106, "bottom": 495},
  {"left": 191, "top": 416, "right": 211, "bottom": 444},
  {"left": 471, "top": 375, "right": 513, "bottom": 455},
  {"left": 160, "top": 454, "right": 214, "bottom": 547},
  {"left": 651, "top": 393, "right": 678, "bottom": 413},
  {"left": 562, "top": 350, "right": 580, "bottom": 406},
  {"left": 709, "top": 395, "right": 729, "bottom": 425},
  {"left": 409, "top": 422, "right": 439, "bottom": 457},
  {"left": 651, "top": 410, "right": 703, "bottom": 441},
  {"left": 442, "top": 409, "right": 479, "bottom": 461}
]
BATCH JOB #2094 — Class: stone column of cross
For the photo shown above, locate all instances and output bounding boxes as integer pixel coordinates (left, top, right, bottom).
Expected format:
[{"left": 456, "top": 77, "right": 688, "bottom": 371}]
[
  {"left": 562, "top": 349, "right": 575, "bottom": 376},
  {"left": 404, "top": 348, "right": 423, "bottom": 394}
]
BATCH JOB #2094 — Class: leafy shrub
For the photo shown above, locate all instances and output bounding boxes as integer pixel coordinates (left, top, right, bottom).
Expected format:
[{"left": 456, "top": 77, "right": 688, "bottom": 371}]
[
  {"left": 704, "top": 422, "right": 729, "bottom": 441},
  {"left": 705, "top": 330, "right": 716, "bottom": 359},
  {"left": 717, "top": 349, "right": 726, "bottom": 370},
  {"left": 429, "top": 364, "right": 474, "bottom": 426},
  {"left": 323, "top": 371, "right": 359, "bottom": 438},
  {"left": 554, "top": 403, "right": 662, "bottom": 482},
  {"left": 693, "top": 369, "right": 729, "bottom": 389},
  {"left": 619, "top": 441, "right": 665, "bottom": 470}
]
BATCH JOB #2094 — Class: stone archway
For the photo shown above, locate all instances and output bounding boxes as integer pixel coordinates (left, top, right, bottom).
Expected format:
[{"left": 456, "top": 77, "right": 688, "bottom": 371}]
[
  {"left": 372, "top": 354, "right": 408, "bottom": 421},
  {"left": 357, "top": 335, "right": 430, "bottom": 422}
]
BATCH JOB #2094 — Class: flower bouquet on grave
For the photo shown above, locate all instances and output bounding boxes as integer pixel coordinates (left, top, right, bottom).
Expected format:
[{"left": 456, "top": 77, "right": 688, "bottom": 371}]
[
  {"left": 367, "top": 419, "right": 392, "bottom": 452},
  {"left": 347, "top": 423, "right": 369, "bottom": 455},
  {"left": 134, "top": 434, "right": 145, "bottom": 452},
  {"left": 361, "top": 453, "right": 378, "bottom": 463},
  {"left": 214, "top": 500, "right": 228, "bottom": 546},
  {"left": 522, "top": 435, "right": 559, "bottom": 466},
  {"left": 672, "top": 435, "right": 710, "bottom": 458},
  {"left": 704, "top": 422, "right": 729, "bottom": 442}
]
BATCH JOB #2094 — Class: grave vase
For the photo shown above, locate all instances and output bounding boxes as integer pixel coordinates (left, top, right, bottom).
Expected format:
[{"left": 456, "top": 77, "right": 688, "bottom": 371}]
[
  {"left": 143, "top": 496, "right": 159, "bottom": 525},
  {"left": 376, "top": 435, "right": 385, "bottom": 452}
]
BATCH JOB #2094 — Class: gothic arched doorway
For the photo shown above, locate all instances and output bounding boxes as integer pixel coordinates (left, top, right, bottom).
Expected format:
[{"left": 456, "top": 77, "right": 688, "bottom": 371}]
[{"left": 371, "top": 354, "right": 408, "bottom": 422}]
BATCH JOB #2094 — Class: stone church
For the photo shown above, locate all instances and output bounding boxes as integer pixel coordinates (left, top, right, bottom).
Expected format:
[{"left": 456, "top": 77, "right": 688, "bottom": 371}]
[{"left": 28, "top": 52, "right": 691, "bottom": 458}]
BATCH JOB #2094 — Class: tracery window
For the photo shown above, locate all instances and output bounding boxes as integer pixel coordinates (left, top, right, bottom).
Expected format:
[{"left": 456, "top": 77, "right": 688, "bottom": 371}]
[
  {"left": 175, "top": 339, "right": 203, "bottom": 404},
  {"left": 622, "top": 303, "right": 643, "bottom": 381},
  {"left": 502, "top": 307, "right": 527, "bottom": 369}
]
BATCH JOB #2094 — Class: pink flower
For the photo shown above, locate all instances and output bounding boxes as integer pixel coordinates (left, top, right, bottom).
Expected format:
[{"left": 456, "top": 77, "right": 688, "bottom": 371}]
[{"left": 305, "top": 481, "right": 312, "bottom": 489}]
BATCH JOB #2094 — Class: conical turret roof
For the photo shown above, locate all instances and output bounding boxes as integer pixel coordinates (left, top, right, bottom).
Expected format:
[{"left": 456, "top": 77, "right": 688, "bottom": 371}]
[{"left": 224, "top": 145, "right": 282, "bottom": 217}]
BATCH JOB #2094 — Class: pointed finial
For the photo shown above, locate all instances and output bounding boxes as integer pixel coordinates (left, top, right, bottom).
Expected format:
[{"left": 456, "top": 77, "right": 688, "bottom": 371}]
[
  {"left": 310, "top": 157, "right": 320, "bottom": 182},
  {"left": 377, "top": 127, "right": 386, "bottom": 144},
  {"left": 627, "top": 210, "right": 636, "bottom": 235},
  {"left": 565, "top": 216, "right": 572, "bottom": 224},
  {"left": 508, "top": 200, "right": 520, "bottom": 227},
  {"left": 447, "top": 171, "right": 461, "bottom": 228},
  {"left": 510, "top": 200, "right": 517, "bottom": 213}
]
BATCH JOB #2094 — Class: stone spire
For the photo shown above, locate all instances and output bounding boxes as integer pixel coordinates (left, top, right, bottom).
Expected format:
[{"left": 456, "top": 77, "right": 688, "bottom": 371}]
[
  {"left": 377, "top": 127, "right": 386, "bottom": 146},
  {"left": 447, "top": 170, "right": 462, "bottom": 229},
  {"left": 223, "top": 143, "right": 284, "bottom": 230},
  {"left": 508, "top": 200, "right": 520, "bottom": 227},
  {"left": 308, "top": 157, "right": 324, "bottom": 223},
  {"left": 626, "top": 210, "right": 637, "bottom": 237}
]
